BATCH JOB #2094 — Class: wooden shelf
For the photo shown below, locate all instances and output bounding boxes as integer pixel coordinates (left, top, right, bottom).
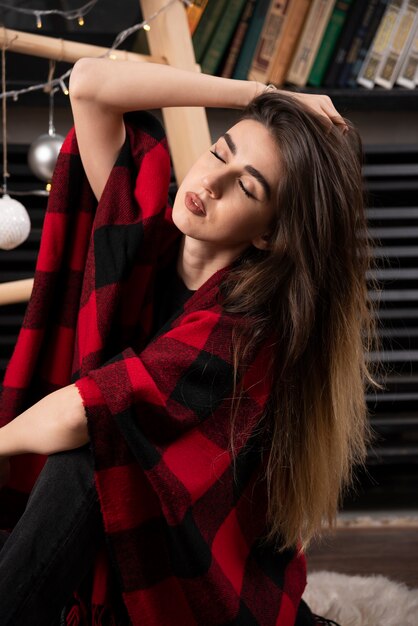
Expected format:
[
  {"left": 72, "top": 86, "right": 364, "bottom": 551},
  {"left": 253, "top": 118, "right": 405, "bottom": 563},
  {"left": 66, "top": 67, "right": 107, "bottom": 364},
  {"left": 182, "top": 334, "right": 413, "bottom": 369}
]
[{"left": 284, "top": 86, "right": 418, "bottom": 112}]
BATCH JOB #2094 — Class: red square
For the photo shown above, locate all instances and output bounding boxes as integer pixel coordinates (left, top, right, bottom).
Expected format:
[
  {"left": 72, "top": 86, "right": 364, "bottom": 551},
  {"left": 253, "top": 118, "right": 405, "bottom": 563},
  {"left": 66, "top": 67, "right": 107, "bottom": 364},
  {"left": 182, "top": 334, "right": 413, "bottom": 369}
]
[
  {"left": 125, "top": 355, "right": 166, "bottom": 407},
  {"left": 77, "top": 290, "right": 103, "bottom": 356},
  {"left": 163, "top": 429, "right": 230, "bottom": 504},
  {"left": 36, "top": 212, "right": 69, "bottom": 272},
  {"left": 96, "top": 463, "right": 161, "bottom": 533},
  {"left": 3, "top": 327, "right": 44, "bottom": 387},
  {"left": 212, "top": 508, "right": 250, "bottom": 596},
  {"left": 168, "top": 310, "right": 220, "bottom": 351}
]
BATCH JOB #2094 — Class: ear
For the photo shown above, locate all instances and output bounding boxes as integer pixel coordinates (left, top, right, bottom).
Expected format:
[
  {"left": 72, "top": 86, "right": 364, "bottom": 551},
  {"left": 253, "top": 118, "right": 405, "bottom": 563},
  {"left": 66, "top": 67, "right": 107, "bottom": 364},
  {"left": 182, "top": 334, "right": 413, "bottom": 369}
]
[{"left": 252, "top": 232, "right": 271, "bottom": 251}]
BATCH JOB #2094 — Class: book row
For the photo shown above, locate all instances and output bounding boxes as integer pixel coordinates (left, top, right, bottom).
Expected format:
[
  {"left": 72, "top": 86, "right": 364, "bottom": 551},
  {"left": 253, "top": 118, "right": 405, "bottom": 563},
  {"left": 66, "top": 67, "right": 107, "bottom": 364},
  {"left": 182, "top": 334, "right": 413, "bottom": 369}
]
[{"left": 186, "top": 0, "right": 418, "bottom": 90}]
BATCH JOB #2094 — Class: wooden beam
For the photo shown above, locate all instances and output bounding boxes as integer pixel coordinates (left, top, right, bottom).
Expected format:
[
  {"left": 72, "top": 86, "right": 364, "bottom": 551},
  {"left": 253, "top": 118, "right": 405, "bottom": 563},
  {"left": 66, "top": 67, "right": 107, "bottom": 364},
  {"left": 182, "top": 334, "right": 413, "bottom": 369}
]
[
  {"left": 139, "top": 0, "right": 211, "bottom": 184},
  {"left": 0, "top": 27, "right": 166, "bottom": 64},
  {"left": 0, "top": 278, "right": 33, "bottom": 305}
]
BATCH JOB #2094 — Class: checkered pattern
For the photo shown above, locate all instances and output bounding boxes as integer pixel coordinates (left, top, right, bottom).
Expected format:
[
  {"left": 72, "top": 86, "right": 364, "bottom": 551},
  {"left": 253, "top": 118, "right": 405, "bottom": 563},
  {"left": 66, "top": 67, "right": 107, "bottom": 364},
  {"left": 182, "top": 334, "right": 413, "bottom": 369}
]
[{"left": 0, "top": 111, "right": 307, "bottom": 624}]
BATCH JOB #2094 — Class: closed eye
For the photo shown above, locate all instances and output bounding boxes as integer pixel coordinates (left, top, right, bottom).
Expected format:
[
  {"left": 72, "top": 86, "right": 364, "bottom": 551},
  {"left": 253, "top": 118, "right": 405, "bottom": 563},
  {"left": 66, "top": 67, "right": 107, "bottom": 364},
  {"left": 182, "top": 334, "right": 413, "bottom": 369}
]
[{"left": 209, "top": 149, "right": 253, "bottom": 199}]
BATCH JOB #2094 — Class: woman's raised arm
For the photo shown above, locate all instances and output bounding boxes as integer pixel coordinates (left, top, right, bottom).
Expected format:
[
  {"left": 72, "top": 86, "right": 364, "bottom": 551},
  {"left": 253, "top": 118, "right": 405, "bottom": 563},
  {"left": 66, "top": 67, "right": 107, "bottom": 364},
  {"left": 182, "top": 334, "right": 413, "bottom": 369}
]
[
  {"left": 69, "top": 59, "right": 348, "bottom": 202},
  {"left": 68, "top": 59, "right": 265, "bottom": 202}
]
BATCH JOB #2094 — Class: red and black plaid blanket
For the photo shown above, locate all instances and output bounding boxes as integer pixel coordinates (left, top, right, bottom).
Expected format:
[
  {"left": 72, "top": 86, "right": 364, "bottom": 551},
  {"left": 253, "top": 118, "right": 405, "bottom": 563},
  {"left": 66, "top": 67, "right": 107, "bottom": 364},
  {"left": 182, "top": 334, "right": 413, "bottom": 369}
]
[{"left": 0, "top": 110, "right": 307, "bottom": 625}]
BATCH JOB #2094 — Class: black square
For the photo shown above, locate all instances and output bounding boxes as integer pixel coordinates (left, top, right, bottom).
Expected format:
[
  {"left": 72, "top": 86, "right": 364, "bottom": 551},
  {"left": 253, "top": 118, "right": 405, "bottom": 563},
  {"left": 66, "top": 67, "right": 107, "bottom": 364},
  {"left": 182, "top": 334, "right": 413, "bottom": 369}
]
[
  {"left": 171, "top": 350, "right": 234, "bottom": 421},
  {"left": 94, "top": 223, "right": 143, "bottom": 288}
]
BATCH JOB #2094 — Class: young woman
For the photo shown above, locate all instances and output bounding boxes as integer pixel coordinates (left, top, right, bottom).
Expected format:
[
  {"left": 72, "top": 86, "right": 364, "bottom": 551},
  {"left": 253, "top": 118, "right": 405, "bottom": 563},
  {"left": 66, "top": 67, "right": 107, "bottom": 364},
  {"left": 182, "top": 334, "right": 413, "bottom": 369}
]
[{"left": 0, "top": 60, "right": 380, "bottom": 625}]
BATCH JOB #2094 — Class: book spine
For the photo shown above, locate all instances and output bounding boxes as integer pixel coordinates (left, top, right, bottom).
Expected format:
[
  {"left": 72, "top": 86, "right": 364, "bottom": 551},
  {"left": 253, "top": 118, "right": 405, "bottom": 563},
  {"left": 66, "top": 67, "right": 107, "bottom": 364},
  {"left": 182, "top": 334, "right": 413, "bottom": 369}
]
[
  {"left": 347, "top": 0, "right": 389, "bottom": 87},
  {"left": 248, "top": 1, "right": 292, "bottom": 83},
  {"left": 233, "top": 0, "right": 272, "bottom": 79},
  {"left": 338, "top": 0, "right": 380, "bottom": 87},
  {"left": 192, "top": 0, "right": 228, "bottom": 63},
  {"left": 308, "top": 0, "right": 354, "bottom": 87},
  {"left": 187, "top": 0, "right": 210, "bottom": 36},
  {"left": 220, "top": 0, "right": 258, "bottom": 78},
  {"left": 201, "top": 0, "right": 249, "bottom": 75},
  {"left": 286, "top": 0, "right": 337, "bottom": 86},
  {"left": 375, "top": 0, "right": 418, "bottom": 88},
  {"left": 322, "top": 0, "right": 369, "bottom": 87},
  {"left": 356, "top": 0, "right": 405, "bottom": 89},
  {"left": 396, "top": 22, "right": 418, "bottom": 86},
  {"left": 268, "top": 0, "right": 311, "bottom": 86}
]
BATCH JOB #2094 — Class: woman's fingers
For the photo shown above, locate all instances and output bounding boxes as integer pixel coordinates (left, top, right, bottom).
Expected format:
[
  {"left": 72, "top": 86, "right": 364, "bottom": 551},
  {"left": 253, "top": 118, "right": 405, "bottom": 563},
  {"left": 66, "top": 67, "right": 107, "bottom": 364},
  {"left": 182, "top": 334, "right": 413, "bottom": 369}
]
[
  {"left": 320, "top": 98, "right": 349, "bottom": 131},
  {"left": 284, "top": 91, "right": 349, "bottom": 133},
  {"left": 258, "top": 84, "right": 349, "bottom": 134}
]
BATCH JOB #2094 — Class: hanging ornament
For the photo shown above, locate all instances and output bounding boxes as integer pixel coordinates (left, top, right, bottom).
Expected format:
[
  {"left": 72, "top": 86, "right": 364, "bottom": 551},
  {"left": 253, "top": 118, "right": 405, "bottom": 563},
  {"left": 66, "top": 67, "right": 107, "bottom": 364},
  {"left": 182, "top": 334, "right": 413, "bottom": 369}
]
[
  {"left": 0, "top": 31, "right": 31, "bottom": 250},
  {"left": 0, "top": 194, "right": 31, "bottom": 250},
  {"left": 27, "top": 130, "right": 64, "bottom": 182},
  {"left": 28, "top": 61, "right": 65, "bottom": 182}
]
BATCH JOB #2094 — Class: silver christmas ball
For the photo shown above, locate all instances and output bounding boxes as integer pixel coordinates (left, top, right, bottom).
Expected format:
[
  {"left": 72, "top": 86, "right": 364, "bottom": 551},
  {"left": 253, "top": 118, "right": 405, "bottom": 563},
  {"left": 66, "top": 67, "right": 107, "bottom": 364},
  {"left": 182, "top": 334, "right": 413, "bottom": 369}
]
[
  {"left": 0, "top": 194, "right": 31, "bottom": 250},
  {"left": 28, "top": 132, "right": 65, "bottom": 182}
]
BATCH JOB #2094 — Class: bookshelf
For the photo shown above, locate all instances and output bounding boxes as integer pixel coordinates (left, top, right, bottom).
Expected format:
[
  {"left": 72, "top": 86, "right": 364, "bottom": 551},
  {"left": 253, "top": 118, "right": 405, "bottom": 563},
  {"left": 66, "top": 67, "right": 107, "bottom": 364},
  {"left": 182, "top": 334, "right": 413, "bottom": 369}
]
[{"left": 285, "top": 87, "right": 418, "bottom": 112}]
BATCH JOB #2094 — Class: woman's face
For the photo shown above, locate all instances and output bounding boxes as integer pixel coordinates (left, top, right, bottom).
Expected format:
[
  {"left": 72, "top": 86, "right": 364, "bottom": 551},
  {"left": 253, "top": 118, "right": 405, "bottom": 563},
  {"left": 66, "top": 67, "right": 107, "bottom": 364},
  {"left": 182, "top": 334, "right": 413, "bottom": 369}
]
[{"left": 172, "top": 119, "right": 281, "bottom": 257}]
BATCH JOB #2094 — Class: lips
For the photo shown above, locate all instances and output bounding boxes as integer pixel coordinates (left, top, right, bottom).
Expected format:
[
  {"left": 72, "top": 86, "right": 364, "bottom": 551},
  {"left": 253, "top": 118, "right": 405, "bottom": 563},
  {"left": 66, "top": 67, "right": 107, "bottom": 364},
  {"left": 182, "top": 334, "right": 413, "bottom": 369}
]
[{"left": 184, "top": 192, "right": 206, "bottom": 216}]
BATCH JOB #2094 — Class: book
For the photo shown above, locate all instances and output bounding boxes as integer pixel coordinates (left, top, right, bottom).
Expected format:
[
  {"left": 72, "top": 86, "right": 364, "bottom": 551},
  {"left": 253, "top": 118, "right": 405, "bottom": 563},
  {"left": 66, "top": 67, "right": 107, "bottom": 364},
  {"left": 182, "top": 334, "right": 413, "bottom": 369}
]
[
  {"left": 322, "top": 1, "right": 369, "bottom": 87},
  {"left": 268, "top": 0, "right": 311, "bottom": 86},
  {"left": 308, "top": 0, "right": 354, "bottom": 87},
  {"left": 201, "top": 0, "right": 249, "bottom": 75},
  {"left": 338, "top": 0, "right": 381, "bottom": 87},
  {"left": 357, "top": 0, "right": 406, "bottom": 89},
  {"left": 232, "top": 0, "right": 272, "bottom": 79},
  {"left": 396, "top": 20, "right": 418, "bottom": 86},
  {"left": 347, "top": 0, "right": 389, "bottom": 87},
  {"left": 248, "top": 0, "right": 293, "bottom": 83},
  {"left": 375, "top": 0, "right": 418, "bottom": 88},
  {"left": 220, "top": 0, "right": 258, "bottom": 78},
  {"left": 285, "top": 0, "right": 336, "bottom": 86},
  {"left": 192, "top": 0, "right": 229, "bottom": 63},
  {"left": 187, "top": 0, "right": 210, "bottom": 36}
]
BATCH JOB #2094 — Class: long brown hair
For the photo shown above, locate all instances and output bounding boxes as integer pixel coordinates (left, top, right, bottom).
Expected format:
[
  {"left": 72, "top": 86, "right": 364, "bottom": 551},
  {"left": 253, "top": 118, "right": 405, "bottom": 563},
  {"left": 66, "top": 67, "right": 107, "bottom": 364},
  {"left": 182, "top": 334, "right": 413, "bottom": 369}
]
[{"left": 219, "top": 92, "right": 384, "bottom": 552}]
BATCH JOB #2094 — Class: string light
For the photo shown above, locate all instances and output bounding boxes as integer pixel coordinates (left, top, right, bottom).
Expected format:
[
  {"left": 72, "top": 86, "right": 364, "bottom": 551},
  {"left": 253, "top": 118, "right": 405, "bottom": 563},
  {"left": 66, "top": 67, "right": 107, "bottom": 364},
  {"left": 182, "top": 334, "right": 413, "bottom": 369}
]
[
  {"left": 59, "top": 78, "right": 69, "bottom": 96},
  {"left": 0, "top": 0, "right": 193, "bottom": 103},
  {"left": 0, "top": 0, "right": 193, "bottom": 196},
  {"left": 0, "top": 0, "right": 98, "bottom": 29}
]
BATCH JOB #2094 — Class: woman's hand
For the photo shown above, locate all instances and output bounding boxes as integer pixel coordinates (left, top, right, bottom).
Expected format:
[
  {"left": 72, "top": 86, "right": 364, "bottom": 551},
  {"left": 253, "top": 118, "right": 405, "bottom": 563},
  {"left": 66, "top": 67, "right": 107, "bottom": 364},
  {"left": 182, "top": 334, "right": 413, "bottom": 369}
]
[
  {"left": 253, "top": 81, "right": 348, "bottom": 133},
  {"left": 0, "top": 383, "right": 89, "bottom": 458}
]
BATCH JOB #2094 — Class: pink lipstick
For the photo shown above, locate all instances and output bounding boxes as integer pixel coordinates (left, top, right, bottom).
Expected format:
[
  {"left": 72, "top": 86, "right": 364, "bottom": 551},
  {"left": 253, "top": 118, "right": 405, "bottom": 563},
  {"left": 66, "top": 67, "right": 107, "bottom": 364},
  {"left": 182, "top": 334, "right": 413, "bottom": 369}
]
[{"left": 185, "top": 192, "right": 206, "bottom": 216}]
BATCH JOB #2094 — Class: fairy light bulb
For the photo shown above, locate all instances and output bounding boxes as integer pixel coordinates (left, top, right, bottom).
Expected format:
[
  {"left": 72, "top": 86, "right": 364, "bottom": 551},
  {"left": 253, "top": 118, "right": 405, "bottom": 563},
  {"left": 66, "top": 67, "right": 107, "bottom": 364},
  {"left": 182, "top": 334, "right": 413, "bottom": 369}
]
[
  {"left": 143, "top": 24, "right": 151, "bottom": 31},
  {"left": 35, "top": 12, "right": 42, "bottom": 29},
  {"left": 59, "top": 79, "right": 69, "bottom": 96},
  {"left": 46, "top": 182, "right": 52, "bottom": 192},
  {"left": 77, "top": 15, "right": 84, "bottom": 26}
]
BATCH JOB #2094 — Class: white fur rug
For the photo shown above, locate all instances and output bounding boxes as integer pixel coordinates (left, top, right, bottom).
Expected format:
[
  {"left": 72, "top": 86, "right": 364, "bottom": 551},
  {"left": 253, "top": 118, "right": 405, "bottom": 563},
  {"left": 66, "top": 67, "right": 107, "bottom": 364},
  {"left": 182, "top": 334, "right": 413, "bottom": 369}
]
[{"left": 303, "top": 570, "right": 418, "bottom": 626}]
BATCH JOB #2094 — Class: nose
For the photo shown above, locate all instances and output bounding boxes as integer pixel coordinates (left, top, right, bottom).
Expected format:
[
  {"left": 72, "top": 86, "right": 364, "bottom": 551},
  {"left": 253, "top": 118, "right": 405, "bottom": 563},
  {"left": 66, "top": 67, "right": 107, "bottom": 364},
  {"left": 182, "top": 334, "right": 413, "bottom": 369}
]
[{"left": 201, "top": 170, "right": 227, "bottom": 198}]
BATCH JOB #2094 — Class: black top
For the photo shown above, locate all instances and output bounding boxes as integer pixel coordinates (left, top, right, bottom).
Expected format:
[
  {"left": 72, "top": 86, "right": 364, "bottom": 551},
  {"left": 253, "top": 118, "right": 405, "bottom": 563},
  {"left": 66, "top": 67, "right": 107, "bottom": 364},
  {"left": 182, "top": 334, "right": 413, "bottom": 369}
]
[{"left": 151, "top": 264, "right": 196, "bottom": 338}]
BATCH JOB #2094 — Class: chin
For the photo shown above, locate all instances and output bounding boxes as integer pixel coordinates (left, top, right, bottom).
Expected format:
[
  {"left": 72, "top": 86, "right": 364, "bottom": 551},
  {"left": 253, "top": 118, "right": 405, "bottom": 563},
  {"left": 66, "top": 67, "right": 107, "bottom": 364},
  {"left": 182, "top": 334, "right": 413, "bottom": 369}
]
[{"left": 171, "top": 203, "right": 190, "bottom": 235}]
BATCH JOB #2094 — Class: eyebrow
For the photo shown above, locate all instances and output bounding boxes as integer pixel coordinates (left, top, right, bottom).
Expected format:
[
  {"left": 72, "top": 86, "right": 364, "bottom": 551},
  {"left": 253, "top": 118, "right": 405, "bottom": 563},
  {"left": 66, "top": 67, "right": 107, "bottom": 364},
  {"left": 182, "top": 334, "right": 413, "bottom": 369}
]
[{"left": 221, "top": 132, "right": 271, "bottom": 201}]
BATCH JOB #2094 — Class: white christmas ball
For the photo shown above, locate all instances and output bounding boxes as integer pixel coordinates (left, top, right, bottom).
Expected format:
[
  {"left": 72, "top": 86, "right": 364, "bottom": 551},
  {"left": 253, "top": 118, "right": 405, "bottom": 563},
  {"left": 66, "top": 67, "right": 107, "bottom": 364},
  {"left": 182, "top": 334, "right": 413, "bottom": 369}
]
[
  {"left": 0, "top": 194, "right": 31, "bottom": 250},
  {"left": 28, "top": 132, "right": 65, "bottom": 182}
]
